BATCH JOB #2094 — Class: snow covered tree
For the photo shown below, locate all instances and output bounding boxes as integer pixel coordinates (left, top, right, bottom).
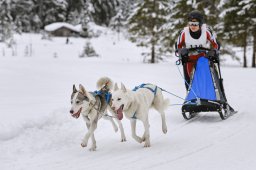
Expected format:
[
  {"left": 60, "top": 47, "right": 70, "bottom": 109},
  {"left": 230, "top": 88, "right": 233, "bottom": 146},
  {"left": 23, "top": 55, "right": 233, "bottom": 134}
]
[
  {"left": 163, "top": 0, "right": 193, "bottom": 51},
  {"left": 220, "top": 0, "right": 254, "bottom": 68},
  {"left": 238, "top": 0, "right": 256, "bottom": 68},
  {"left": 128, "top": 0, "right": 170, "bottom": 63},
  {"left": 80, "top": 41, "right": 99, "bottom": 58},
  {"left": 31, "top": 0, "right": 66, "bottom": 29},
  {"left": 114, "top": 0, "right": 142, "bottom": 22},
  {"left": 10, "top": 0, "right": 33, "bottom": 32},
  {"left": 79, "top": 0, "right": 91, "bottom": 37},
  {"left": 90, "top": 0, "right": 120, "bottom": 26},
  {"left": 0, "top": 0, "right": 15, "bottom": 42},
  {"left": 62, "top": 0, "right": 84, "bottom": 24},
  {"left": 195, "top": 0, "right": 221, "bottom": 30}
]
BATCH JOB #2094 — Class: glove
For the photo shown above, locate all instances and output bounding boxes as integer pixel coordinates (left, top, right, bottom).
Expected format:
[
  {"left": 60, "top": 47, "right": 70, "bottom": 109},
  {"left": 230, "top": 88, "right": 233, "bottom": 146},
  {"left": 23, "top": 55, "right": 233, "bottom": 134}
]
[
  {"left": 207, "top": 49, "right": 219, "bottom": 62},
  {"left": 178, "top": 48, "right": 189, "bottom": 57},
  {"left": 178, "top": 48, "right": 189, "bottom": 63}
]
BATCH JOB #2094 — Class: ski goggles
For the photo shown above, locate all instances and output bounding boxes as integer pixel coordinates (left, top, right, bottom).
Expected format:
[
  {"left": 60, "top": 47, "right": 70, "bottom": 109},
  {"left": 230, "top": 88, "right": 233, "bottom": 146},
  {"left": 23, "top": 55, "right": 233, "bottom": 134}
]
[{"left": 189, "top": 21, "right": 200, "bottom": 26}]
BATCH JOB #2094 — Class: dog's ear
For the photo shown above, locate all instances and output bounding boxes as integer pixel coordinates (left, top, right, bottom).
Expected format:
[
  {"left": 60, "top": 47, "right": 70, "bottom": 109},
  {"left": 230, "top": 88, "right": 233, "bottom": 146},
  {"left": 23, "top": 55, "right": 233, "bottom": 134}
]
[
  {"left": 79, "top": 84, "right": 87, "bottom": 95},
  {"left": 114, "top": 83, "right": 119, "bottom": 91},
  {"left": 120, "top": 83, "right": 127, "bottom": 93},
  {"left": 73, "top": 84, "right": 77, "bottom": 93}
]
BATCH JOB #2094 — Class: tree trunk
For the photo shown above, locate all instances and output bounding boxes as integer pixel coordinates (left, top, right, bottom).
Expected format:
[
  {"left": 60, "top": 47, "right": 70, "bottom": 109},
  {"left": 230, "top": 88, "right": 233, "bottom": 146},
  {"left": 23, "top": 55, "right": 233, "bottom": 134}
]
[
  {"left": 151, "top": 42, "right": 155, "bottom": 63},
  {"left": 243, "top": 45, "right": 247, "bottom": 68},
  {"left": 252, "top": 32, "right": 256, "bottom": 68},
  {"left": 243, "top": 33, "right": 247, "bottom": 68},
  {"left": 150, "top": 0, "right": 156, "bottom": 64}
]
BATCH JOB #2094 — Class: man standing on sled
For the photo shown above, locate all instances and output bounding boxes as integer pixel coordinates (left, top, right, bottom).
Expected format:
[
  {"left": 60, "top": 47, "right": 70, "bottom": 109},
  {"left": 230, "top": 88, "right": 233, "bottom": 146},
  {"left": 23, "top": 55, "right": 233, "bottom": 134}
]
[
  {"left": 175, "top": 10, "right": 220, "bottom": 90},
  {"left": 175, "top": 10, "right": 236, "bottom": 120}
]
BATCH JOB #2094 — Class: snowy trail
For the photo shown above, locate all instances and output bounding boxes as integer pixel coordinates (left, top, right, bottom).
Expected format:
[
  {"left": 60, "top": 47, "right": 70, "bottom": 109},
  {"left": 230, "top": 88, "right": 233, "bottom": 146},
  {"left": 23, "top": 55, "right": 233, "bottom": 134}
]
[
  {"left": 2, "top": 108, "right": 253, "bottom": 170},
  {"left": 1, "top": 58, "right": 256, "bottom": 170}
]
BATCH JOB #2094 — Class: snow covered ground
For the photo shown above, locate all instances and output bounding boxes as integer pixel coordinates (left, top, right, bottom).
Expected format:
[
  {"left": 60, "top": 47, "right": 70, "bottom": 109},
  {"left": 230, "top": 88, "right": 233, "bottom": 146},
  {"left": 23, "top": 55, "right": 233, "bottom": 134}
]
[{"left": 0, "top": 30, "right": 256, "bottom": 170}]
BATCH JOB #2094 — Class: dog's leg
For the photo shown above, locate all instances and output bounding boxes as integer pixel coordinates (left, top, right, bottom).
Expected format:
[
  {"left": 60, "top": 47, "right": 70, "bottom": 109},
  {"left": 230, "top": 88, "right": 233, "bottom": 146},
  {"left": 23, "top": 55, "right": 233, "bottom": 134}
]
[
  {"left": 160, "top": 111, "right": 168, "bottom": 134},
  {"left": 142, "top": 119, "right": 151, "bottom": 147},
  {"left": 130, "top": 119, "right": 142, "bottom": 143},
  {"left": 103, "top": 115, "right": 118, "bottom": 132},
  {"left": 155, "top": 109, "right": 168, "bottom": 134},
  {"left": 81, "top": 122, "right": 90, "bottom": 148},
  {"left": 81, "top": 119, "right": 97, "bottom": 149},
  {"left": 85, "top": 123, "right": 97, "bottom": 151},
  {"left": 153, "top": 95, "right": 168, "bottom": 134},
  {"left": 116, "top": 119, "right": 126, "bottom": 142},
  {"left": 108, "top": 108, "right": 126, "bottom": 142},
  {"left": 89, "top": 132, "right": 97, "bottom": 151}
]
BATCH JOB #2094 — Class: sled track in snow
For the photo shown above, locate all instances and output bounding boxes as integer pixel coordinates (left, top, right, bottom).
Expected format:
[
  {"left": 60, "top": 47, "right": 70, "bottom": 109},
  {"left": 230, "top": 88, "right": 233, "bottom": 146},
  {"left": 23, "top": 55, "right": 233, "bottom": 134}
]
[
  {"left": 0, "top": 108, "right": 71, "bottom": 142},
  {"left": 147, "top": 111, "right": 247, "bottom": 169}
]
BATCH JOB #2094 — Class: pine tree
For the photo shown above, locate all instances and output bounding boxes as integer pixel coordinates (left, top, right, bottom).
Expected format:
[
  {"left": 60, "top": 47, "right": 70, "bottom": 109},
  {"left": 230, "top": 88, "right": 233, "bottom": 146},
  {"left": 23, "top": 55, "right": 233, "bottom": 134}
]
[
  {"left": 128, "top": 0, "right": 170, "bottom": 63},
  {"left": 238, "top": 0, "right": 256, "bottom": 68},
  {"left": 31, "top": 0, "right": 66, "bottom": 29},
  {"left": 221, "top": 0, "right": 252, "bottom": 68},
  {"left": 90, "top": 0, "right": 120, "bottom": 26},
  {"left": 0, "top": 0, "right": 15, "bottom": 42},
  {"left": 195, "top": 0, "right": 221, "bottom": 27},
  {"left": 80, "top": 41, "right": 99, "bottom": 58},
  {"left": 163, "top": 0, "right": 193, "bottom": 51},
  {"left": 80, "top": 0, "right": 91, "bottom": 37},
  {"left": 115, "top": 0, "right": 142, "bottom": 21},
  {"left": 11, "top": 0, "right": 34, "bottom": 32},
  {"left": 62, "top": 0, "right": 84, "bottom": 24}
]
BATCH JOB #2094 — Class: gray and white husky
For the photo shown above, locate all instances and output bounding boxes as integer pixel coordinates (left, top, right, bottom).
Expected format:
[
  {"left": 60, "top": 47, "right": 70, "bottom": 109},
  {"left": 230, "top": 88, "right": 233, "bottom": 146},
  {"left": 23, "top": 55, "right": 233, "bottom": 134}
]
[
  {"left": 111, "top": 83, "right": 169, "bottom": 147},
  {"left": 70, "top": 77, "right": 126, "bottom": 151}
]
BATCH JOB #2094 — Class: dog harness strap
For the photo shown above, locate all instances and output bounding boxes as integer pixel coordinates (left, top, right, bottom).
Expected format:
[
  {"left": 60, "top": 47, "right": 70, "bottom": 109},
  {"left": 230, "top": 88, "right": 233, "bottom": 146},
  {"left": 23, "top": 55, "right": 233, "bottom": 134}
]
[
  {"left": 131, "top": 112, "right": 137, "bottom": 119},
  {"left": 86, "top": 94, "right": 102, "bottom": 115},
  {"left": 133, "top": 83, "right": 157, "bottom": 96},
  {"left": 153, "top": 86, "right": 157, "bottom": 95},
  {"left": 92, "top": 90, "right": 112, "bottom": 104},
  {"left": 131, "top": 83, "right": 157, "bottom": 119}
]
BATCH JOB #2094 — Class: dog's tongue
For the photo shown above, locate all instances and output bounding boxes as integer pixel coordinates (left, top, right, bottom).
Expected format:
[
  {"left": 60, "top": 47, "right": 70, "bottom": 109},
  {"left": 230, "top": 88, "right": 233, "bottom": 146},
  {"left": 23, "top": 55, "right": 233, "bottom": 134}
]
[{"left": 116, "top": 107, "right": 123, "bottom": 120}]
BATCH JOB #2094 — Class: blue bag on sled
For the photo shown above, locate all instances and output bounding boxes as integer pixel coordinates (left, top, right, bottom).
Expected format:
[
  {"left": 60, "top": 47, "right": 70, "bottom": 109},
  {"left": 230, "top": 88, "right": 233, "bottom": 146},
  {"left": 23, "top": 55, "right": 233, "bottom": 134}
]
[{"left": 181, "top": 57, "right": 231, "bottom": 119}]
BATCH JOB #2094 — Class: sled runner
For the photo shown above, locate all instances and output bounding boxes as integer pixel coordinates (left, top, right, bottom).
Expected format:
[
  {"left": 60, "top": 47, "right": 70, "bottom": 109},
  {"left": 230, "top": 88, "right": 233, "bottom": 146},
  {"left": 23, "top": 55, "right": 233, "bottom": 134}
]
[{"left": 179, "top": 47, "right": 236, "bottom": 120}]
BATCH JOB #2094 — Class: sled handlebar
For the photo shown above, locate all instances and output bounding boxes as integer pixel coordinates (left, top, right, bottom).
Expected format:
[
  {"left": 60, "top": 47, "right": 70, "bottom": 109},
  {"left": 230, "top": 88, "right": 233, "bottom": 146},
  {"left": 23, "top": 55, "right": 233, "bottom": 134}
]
[
  {"left": 175, "top": 47, "right": 219, "bottom": 65},
  {"left": 187, "top": 47, "right": 212, "bottom": 53},
  {"left": 175, "top": 47, "right": 215, "bottom": 57}
]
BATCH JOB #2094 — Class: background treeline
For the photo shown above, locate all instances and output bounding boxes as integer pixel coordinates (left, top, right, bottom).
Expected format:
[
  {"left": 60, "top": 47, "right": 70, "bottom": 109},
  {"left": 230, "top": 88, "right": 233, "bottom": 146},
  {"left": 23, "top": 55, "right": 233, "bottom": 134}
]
[{"left": 0, "top": 0, "right": 255, "bottom": 66}]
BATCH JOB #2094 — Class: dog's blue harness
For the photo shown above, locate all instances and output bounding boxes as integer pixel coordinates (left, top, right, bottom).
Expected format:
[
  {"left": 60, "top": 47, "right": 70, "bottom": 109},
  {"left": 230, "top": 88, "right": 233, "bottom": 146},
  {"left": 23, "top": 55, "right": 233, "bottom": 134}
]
[
  {"left": 131, "top": 83, "right": 158, "bottom": 119},
  {"left": 91, "top": 90, "right": 112, "bottom": 104},
  {"left": 133, "top": 83, "right": 158, "bottom": 96}
]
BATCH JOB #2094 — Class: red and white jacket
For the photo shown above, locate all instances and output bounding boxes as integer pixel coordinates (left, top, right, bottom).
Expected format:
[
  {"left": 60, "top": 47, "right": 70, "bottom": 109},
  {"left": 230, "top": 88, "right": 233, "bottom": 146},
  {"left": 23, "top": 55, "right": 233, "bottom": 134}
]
[
  {"left": 176, "top": 24, "right": 219, "bottom": 50},
  {"left": 176, "top": 24, "right": 220, "bottom": 77}
]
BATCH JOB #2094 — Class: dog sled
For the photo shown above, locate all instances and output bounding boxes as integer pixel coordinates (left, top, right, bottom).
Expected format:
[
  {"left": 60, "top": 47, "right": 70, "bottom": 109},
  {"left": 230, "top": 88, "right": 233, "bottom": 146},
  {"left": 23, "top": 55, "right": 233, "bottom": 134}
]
[{"left": 178, "top": 47, "right": 236, "bottom": 120}]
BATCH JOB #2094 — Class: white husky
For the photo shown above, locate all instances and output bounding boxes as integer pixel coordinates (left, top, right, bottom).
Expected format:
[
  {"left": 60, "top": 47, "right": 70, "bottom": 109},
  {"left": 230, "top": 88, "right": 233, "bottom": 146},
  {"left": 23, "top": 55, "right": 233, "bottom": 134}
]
[
  {"left": 111, "top": 83, "right": 169, "bottom": 147},
  {"left": 70, "top": 77, "right": 126, "bottom": 151}
]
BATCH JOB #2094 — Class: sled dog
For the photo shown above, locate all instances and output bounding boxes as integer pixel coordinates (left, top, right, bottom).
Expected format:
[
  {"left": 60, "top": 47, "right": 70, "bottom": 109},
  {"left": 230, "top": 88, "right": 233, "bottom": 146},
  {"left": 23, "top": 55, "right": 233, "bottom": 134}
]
[
  {"left": 70, "top": 77, "right": 126, "bottom": 151},
  {"left": 111, "top": 83, "right": 169, "bottom": 147}
]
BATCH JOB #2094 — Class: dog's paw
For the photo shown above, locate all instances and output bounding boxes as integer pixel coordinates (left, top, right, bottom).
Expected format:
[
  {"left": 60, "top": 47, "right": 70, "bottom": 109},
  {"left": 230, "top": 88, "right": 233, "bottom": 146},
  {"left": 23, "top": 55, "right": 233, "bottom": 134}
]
[
  {"left": 81, "top": 142, "right": 87, "bottom": 148},
  {"left": 137, "top": 137, "right": 143, "bottom": 143},
  {"left": 144, "top": 142, "right": 151, "bottom": 148},
  {"left": 89, "top": 146, "right": 97, "bottom": 151},
  {"left": 162, "top": 128, "right": 167, "bottom": 134},
  {"left": 121, "top": 138, "right": 127, "bottom": 142}
]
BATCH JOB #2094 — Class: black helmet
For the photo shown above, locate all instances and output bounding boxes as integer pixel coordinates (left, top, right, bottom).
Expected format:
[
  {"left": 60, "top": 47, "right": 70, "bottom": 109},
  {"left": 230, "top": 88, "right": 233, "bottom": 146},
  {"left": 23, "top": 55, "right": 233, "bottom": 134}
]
[{"left": 188, "top": 10, "right": 204, "bottom": 25}]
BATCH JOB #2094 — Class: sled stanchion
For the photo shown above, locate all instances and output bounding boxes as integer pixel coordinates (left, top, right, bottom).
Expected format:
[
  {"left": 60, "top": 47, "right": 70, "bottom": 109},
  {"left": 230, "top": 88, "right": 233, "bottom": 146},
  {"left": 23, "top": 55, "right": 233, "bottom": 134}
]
[{"left": 218, "top": 103, "right": 237, "bottom": 120}]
